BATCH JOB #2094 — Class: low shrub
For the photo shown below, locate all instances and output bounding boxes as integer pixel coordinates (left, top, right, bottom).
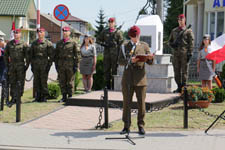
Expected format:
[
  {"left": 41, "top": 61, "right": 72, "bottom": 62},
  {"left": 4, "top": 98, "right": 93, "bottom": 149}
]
[
  {"left": 48, "top": 83, "right": 61, "bottom": 99},
  {"left": 212, "top": 88, "right": 225, "bottom": 103}
]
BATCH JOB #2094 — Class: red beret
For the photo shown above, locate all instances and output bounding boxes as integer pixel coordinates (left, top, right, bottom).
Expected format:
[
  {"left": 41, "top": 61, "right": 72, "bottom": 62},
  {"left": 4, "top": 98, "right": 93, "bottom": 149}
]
[
  {"left": 108, "top": 17, "right": 115, "bottom": 23},
  {"left": 62, "top": 26, "right": 70, "bottom": 31},
  {"left": 37, "top": 27, "right": 45, "bottom": 32},
  {"left": 128, "top": 25, "right": 140, "bottom": 38},
  {"left": 178, "top": 14, "right": 185, "bottom": 19},
  {"left": 14, "top": 28, "right": 21, "bottom": 33}
]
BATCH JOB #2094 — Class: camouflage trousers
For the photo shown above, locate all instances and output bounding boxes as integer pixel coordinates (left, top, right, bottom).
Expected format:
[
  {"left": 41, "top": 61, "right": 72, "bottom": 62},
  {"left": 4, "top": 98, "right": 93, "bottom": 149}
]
[
  {"left": 172, "top": 51, "right": 189, "bottom": 88},
  {"left": 58, "top": 66, "right": 75, "bottom": 95},
  {"left": 8, "top": 65, "right": 25, "bottom": 98},
  {"left": 33, "top": 64, "right": 49, "bottom": 96},
  {"left": 103, "top": 50, "right": 118, "bottom": 89},
  {"left": 122, "top": 84, "right": 146, "bottom": 128}
]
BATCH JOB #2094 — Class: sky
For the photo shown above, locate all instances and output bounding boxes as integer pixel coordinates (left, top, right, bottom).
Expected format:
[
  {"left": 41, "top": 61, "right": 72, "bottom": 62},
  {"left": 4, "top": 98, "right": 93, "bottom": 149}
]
[{"left": 35, "top": 0, "right": 148, "bottom": 31}]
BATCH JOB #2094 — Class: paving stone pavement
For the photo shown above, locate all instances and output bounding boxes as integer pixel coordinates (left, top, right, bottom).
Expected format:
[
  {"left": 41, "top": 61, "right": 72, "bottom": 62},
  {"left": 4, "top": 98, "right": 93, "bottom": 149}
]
[
  {"left": 2, "top": 66, "right": 225, "bottom": 149},
  {"left": 1, "top": 123, "right": 225, "bottom": 150}
]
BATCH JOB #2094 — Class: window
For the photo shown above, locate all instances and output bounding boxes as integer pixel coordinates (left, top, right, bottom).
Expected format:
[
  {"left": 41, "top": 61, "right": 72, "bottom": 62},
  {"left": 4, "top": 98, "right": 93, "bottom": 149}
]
[
  {"left": 140, "top": 36, "right": 151, "bottom": 48},
  {"left": 208, "top": 11, "right": 224, "bottom": 40}
]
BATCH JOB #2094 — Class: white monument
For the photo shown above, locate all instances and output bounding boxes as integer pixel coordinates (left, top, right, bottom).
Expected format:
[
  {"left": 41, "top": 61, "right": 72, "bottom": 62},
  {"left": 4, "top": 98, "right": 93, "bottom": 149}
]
[
  {"left": 136, "top": 15, "right": 163, "bottom": 55},
  {"left": 114, "top": 15, "right": 177, "bottom": 93}
]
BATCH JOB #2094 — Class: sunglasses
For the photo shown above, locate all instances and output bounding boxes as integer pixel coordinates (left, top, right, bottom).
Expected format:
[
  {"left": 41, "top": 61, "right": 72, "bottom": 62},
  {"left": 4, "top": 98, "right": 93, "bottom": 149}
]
[{"left": 14, "top": 32, "right": 19, "bottom": 34}]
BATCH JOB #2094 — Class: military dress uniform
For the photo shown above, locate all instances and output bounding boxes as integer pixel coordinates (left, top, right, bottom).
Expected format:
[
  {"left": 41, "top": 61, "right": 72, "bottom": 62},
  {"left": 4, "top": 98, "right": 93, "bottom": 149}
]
[
  {"left": 118, "top": 39, "right": 153, "bottom": 134},
  {"left": 30, "top": 38, "right": 54, "bottom": 102},
  {"left": 4, "top": 37, "right": 29, "bottom": 103},
  {"left": 55, "top": 38, "right": 79, "bottom": 101},
  {"left": 97, "top": 21, "right": 124, "bottom": 89},
  {"left": 169, "top": 14, "right": 194, "bottom": 92}
]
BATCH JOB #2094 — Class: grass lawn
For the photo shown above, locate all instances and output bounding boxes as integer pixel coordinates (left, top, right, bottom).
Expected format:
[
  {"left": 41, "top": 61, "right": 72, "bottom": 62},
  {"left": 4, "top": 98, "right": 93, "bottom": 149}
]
[
  {"left": 0, "top": 73, "right": 84, "bottom": 124},
  {"left": 107, "top": 101, "right": 225, "bottom": 131}
]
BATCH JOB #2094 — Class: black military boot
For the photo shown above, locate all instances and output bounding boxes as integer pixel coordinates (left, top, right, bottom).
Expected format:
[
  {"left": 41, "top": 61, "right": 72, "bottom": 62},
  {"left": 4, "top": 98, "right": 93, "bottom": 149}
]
[
  {"left": 40, "top": 94, "right": 47, "bottom": 102},
  {"left": 7, "top": 97, "right": 16, "bottom": 108},
  {"left": 173, "top": 84, "right": 182, "bottom": 93},
  {"left": 58, "top": 93, "right": 67, "bottom": 103},
  {"left": 32, "top": 92, "right": 41, "bottom": 102},
  {"left": 68, "top": 93, "right": 72, "bottom": 98},
  {"left": 120, "top": 127, "right": 130, "bottom": 135}
]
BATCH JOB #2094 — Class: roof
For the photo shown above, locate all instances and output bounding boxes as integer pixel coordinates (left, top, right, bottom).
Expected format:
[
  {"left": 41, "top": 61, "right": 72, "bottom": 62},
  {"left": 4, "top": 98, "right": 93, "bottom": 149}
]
[
  {"left": 0, "top": 0, "right": 31, "bottom": 17},
  {"left": 0, "top": 30, "right": 5, "bottom": 36},
  {"left": 66, "top": 14, "right": 87, "bottom": 23},
  {"left": 41, "top": 13, "right": 83, "bottom": 35}
]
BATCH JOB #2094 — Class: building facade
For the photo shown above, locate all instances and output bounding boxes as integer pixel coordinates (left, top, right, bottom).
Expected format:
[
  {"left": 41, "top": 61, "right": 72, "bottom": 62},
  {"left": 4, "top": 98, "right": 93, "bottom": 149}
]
[
  {"left": 185, "top": 0, "right": 225, "bottom": 71},
  {"left": 0, "top": 0, "right": 36, "bottom": 43},
  {"left": 40, "top": 13, "right": 82, "bottom": 44}
]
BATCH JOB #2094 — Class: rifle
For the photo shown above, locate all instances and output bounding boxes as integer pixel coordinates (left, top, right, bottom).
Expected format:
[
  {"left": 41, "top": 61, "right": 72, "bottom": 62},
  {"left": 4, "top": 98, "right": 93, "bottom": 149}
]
[{"left": 170, "top": 24, "right": 192, "bottom": 49}]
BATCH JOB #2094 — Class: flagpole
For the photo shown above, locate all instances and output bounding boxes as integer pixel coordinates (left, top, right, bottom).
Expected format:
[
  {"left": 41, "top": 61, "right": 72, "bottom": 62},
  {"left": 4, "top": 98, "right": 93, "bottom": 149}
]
[{"left": 37, "top": 0, "right": 40, "bottom": 29}]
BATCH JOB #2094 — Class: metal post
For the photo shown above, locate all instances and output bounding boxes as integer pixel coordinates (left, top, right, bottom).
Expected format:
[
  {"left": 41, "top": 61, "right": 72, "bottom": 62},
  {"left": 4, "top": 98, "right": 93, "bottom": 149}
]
[
  {"left": 104, "top": 87, "right": 109, "bottom": 128},
  {"left": 16, "top": 97, "right": 21, "bottom": 122},
  {"left": 16, "top": 82, "right": 21, "bottom": 122},
  {"left": 61, "top": 21, "right": 63, "bottom": 39},
  {"left": 0, "top": 88, "right": 4, "bottom": 111},
  {"left": 184, "top": 86, "right": 188, "bottom": 128}
]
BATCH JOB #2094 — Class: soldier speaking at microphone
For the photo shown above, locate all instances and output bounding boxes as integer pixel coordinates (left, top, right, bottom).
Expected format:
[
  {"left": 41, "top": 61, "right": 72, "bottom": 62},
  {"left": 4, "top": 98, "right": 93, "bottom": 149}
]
[
  {"left": 118, "top": 25, "right": 154, "bottom": 135},
  {"left": 30, "top": 28, "right": 54, "bottom": 102}
]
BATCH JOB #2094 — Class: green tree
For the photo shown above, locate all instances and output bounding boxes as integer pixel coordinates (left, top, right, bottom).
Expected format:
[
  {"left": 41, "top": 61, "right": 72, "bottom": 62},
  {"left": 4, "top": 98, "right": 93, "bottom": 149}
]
[
  {"left": 95, "top": 8, "right": 107, "bottom": 38},
  {"left": 164, "top": 0, "right": 183, "bottom": 40}
]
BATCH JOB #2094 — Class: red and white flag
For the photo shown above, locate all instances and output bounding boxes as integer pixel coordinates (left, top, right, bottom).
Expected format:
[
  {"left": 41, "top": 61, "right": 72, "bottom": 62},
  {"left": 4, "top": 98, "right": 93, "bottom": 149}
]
[
  {"left": 206, "top": 34, "right": 225, "bottom": 64},
  {"left": 10, "top": 21, "right": 15, "bottom": 40}
]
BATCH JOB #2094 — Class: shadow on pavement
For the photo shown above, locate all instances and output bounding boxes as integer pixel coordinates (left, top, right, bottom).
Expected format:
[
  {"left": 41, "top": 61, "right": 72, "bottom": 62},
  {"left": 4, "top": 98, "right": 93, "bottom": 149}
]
[{"left": 51, "top": 131, "right": 187, "bottom": 139}]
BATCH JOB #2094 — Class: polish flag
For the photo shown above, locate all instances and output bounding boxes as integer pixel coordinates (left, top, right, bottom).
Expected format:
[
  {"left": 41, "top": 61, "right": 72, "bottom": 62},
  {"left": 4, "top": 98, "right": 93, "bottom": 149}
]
[
  {"left": 10, "top": 21, "right": 15, "bottom": 40},
  {"left": 206, "top": 34, "right": 225, "bottom": 64}
]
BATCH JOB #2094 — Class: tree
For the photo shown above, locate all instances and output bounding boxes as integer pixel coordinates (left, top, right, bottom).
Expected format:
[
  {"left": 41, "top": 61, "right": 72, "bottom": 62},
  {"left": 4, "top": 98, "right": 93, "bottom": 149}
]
[
  {"left": 164, "top": 0, "right": 183, "bottom": 40},
  {"left": 95, "top": 8, "right": 107, "bottom": 38}
]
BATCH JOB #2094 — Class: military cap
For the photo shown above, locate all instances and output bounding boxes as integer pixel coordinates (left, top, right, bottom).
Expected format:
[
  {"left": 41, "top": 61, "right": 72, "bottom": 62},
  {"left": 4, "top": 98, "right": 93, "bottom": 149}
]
[
  {"left": 37, "top": 27, "right": 45, "bottom": 32},
  {"left": 203, "top": 34, "right": 210, "bottom": 40},
  {"left": 14, "top": 28, "right": 21, "bottom": 33},
  {"left": 108, "top": 17, "right": 115, "bottom": 23},
  {"left": 128, "top": 25, "right": 140, "bottom": 38},
  {"left": 62, "top": 26, "right": 71, "bottom": 31},
  {"left": 178, "top": 14, "right": 185, "bottom": 19}
]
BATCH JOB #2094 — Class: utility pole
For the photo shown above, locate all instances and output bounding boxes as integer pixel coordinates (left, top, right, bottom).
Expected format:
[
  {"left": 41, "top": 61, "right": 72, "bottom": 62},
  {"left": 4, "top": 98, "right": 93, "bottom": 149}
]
[{"left": 156, "top": 0, "right": 163, "bottom": 21}]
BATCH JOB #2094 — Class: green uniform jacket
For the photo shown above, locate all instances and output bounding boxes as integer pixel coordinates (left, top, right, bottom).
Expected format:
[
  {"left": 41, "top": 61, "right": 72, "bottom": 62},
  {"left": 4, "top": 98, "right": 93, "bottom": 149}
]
[
  {"left": 55, "top": 38, "right": 80, "bottom": 69},
  {"left": 97, "top": 28, "right": 124, "bottom": 52},
  {"left": 168, "top": 27, "right": 194, "bottom": 54},
  {"left": 118, "top": 41, "right": 153, "bottom": 86},
  {"left": 4, "top": 40, "right": 29, "bottom": 68},
  {"left": 30, "top": 39, "right": 54, "bottom": 66}
]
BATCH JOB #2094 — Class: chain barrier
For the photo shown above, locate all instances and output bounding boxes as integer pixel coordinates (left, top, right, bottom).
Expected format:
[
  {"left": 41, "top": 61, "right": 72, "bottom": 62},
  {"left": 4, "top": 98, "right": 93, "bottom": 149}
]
[
  {"left": 95, "top": 97, "right": 178, "bottom": 128},
  {"left": 48, "top": 77, "right": 58, "bottom": 82},
  {"left": 25, "top": 74, "right": 33, "bottom": 82},
  {"left": 95, "top": 95, "right": 104, "bottom": 129},
  {"left": 191, "top": 103, "right": 219, "bottom": 119}
]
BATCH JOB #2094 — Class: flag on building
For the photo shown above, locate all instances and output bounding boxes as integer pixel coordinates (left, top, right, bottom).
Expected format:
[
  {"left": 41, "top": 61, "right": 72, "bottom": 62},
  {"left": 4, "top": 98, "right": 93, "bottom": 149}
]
[
  {"left": 10, "top": 21, "right": 15, "bottom": 40},
  {"left": 206, "top": 34, "right": 225, "bottom": 64}
]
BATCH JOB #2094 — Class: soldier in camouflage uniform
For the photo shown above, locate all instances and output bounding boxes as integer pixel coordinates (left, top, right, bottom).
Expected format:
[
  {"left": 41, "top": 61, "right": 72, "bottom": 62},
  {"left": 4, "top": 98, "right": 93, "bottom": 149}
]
[
  {"left": 118, "top": 26, "right": 154, "bottom": 135},
  {"left": 55, "top": 26, "right": 80, "bottom": 103},
  {"left": 97, "top": 17, "right": 124, "bottom": 90},
  {"left": 30, "top": 28, "right": 54, "bottom": 102},
  {"left": 4, "top": 28, "right": 29, "bottom": 107},
  {"left": 169, "top": 14, "right": 194, "bottom": 93}
]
